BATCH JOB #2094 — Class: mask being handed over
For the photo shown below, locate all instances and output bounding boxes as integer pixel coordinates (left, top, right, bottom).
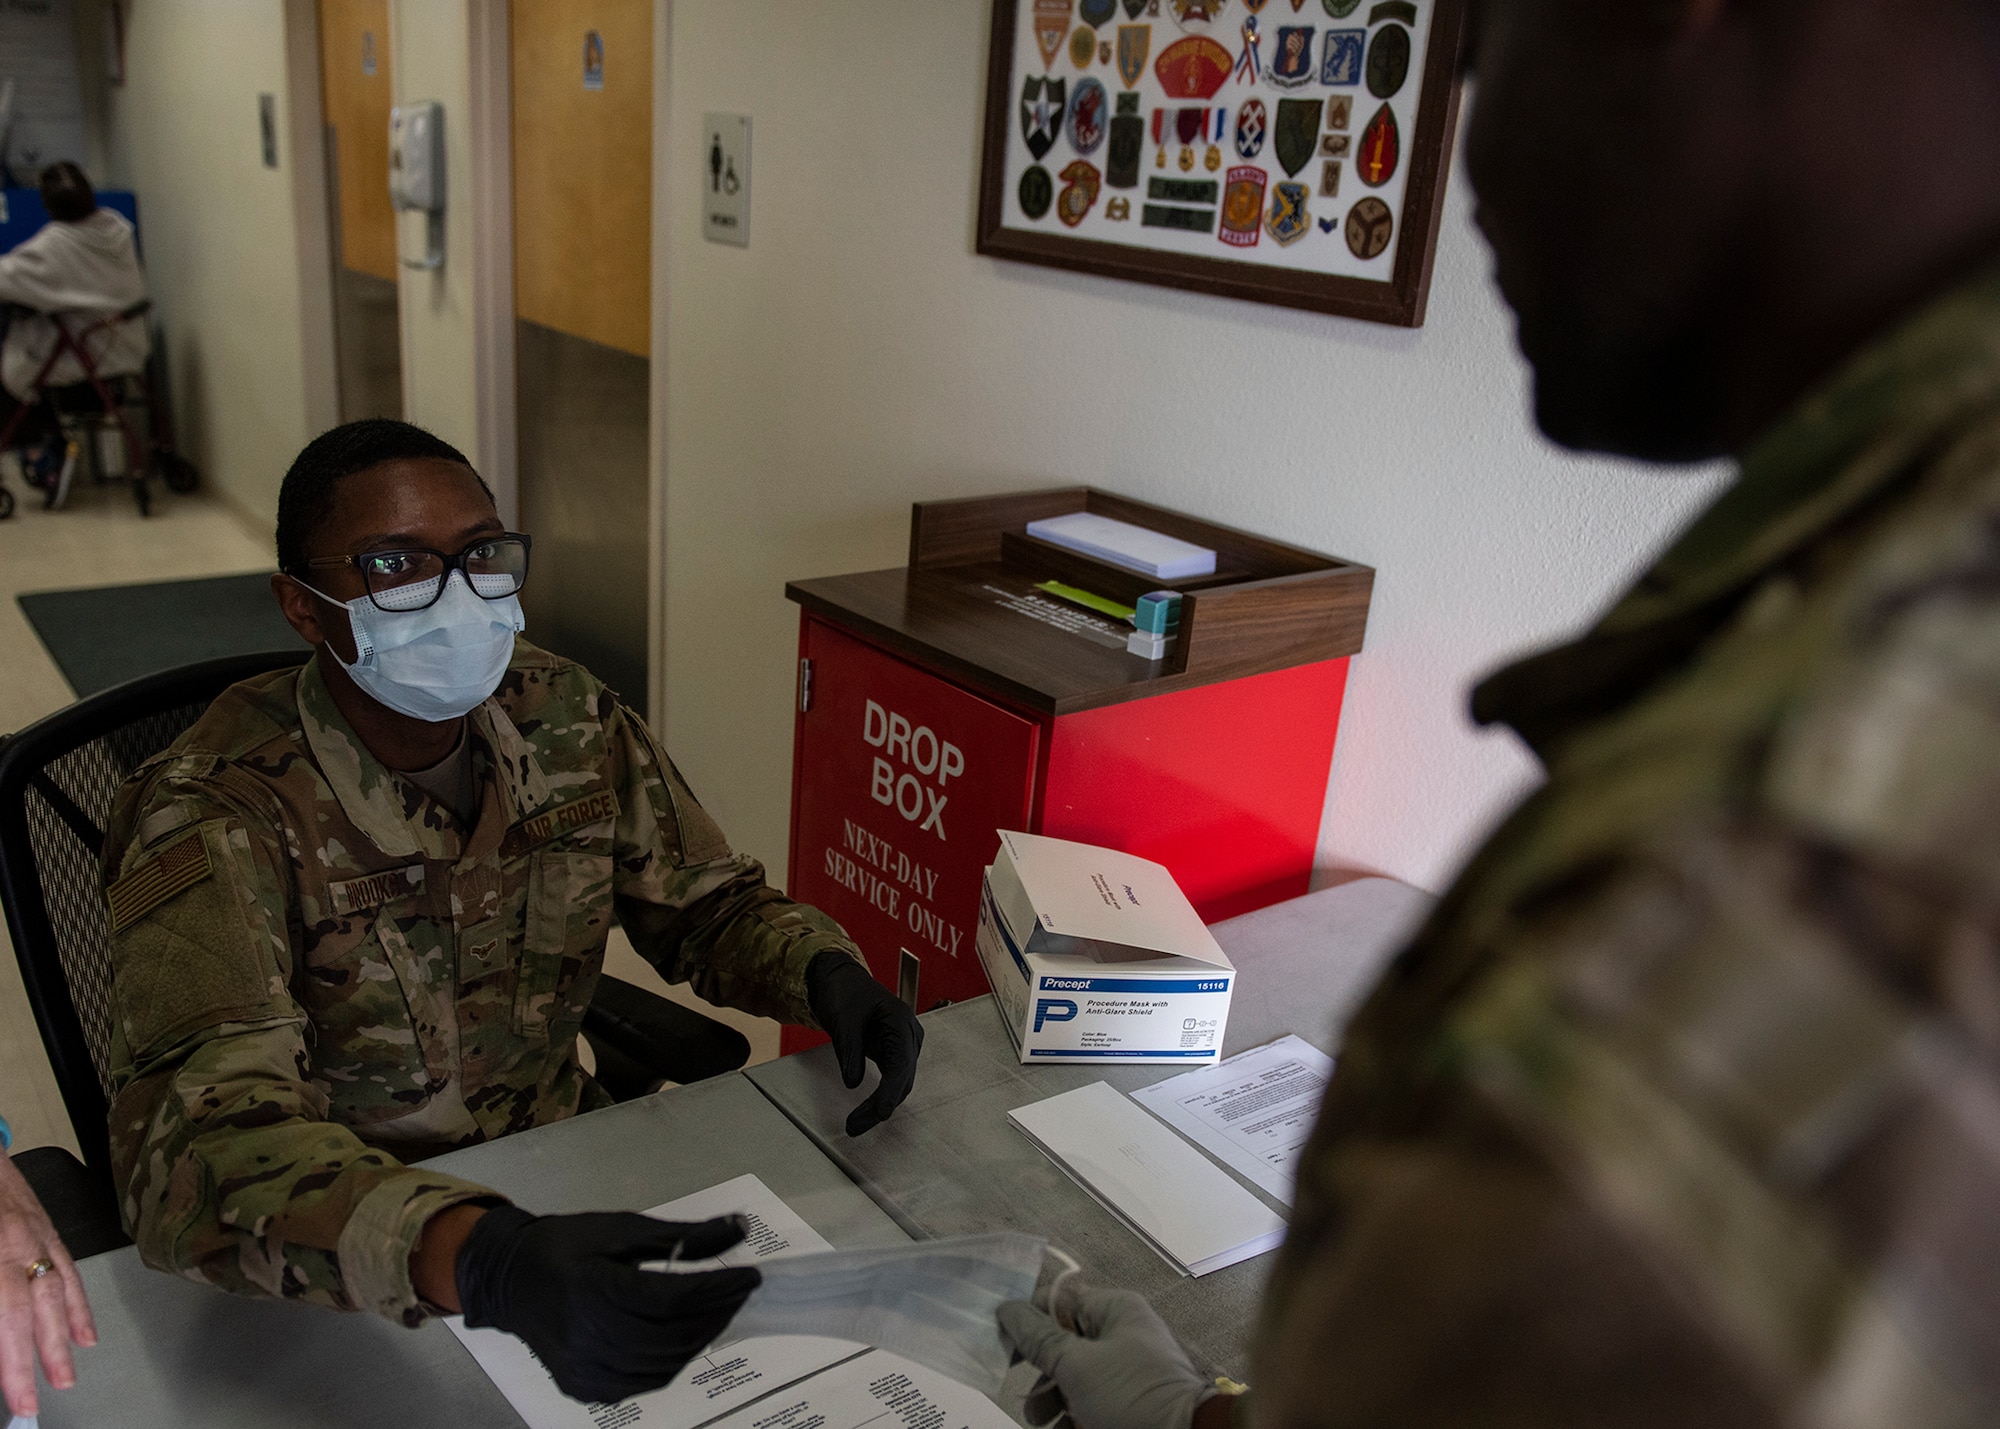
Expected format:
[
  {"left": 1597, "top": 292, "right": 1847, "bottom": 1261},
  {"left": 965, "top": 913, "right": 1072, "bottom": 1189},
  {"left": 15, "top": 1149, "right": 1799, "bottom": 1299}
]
[
  {"left": 305, "top": 568, "right": 525, "bottom": 722},
  {"left": 725, "top": 1233, "right": 1050, "bottom": 1397}
]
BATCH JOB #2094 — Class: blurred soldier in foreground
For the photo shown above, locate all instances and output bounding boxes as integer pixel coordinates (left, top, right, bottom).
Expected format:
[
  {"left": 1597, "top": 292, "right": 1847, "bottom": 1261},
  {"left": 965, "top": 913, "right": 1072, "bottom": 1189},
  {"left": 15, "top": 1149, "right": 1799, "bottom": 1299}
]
[
  {"left": 99, "top": 420, "right": 921, "bottom": 1403},
  {"left": 1002, "top": 0, "right": 2000, "bottom": 1423}
]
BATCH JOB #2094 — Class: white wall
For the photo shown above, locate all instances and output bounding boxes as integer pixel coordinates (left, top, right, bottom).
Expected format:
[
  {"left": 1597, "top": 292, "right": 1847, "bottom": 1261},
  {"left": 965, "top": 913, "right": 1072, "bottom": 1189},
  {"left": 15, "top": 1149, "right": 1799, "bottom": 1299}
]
[
  {"left": 101, "top": 0, "right": 333, "bottom": 535},
  {"left": 660, "top": 0, "right": 1731, "bottom": 895}
]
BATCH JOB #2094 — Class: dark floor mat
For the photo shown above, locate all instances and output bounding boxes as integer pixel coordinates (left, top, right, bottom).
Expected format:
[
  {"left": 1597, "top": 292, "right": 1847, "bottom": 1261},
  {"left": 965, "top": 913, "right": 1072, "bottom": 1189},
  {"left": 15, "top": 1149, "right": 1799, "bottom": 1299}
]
[{"left": 18, "top": 571, "right": 303, "bottom": 699}]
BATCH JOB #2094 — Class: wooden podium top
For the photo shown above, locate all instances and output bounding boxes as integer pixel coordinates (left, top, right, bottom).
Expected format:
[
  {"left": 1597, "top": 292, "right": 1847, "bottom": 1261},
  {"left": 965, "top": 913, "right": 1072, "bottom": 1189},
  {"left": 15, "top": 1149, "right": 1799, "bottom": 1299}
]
[{"left": 786, "top": 488, "right": 1374, "bottom": 717}]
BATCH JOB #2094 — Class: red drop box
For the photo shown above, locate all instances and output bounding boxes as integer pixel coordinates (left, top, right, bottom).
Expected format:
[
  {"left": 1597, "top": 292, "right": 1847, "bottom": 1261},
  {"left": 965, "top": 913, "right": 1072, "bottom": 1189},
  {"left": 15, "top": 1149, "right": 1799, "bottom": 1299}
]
[{"left": 782, "top": 487, "right": 1373, "bottom": 1053}]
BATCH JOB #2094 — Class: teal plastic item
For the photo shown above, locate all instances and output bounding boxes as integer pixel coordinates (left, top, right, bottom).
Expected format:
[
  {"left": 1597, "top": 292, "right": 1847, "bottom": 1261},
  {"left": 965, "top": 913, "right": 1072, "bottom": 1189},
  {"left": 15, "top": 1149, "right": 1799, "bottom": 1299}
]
[{"left": 1134, "top": 591, "right": 1183, "bottom": 635}]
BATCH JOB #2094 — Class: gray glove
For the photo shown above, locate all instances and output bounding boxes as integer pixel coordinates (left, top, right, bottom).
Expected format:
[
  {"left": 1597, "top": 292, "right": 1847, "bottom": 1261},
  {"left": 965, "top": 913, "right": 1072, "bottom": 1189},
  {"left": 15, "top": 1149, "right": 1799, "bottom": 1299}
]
[{"left": 998, "top": 1283, "right": 1214, "bottom": 1429}]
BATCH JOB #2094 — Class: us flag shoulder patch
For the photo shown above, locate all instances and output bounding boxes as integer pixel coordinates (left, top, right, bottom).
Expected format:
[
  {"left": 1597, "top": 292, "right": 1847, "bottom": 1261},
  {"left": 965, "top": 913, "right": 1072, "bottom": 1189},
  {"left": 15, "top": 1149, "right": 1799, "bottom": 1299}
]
[{"left": 107, "top": 827, "right": 215, "bottom": 932}]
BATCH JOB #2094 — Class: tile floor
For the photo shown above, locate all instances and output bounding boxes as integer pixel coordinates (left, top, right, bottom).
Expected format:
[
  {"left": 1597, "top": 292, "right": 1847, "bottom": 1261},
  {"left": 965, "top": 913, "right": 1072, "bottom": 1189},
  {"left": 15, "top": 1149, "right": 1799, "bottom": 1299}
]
[
  {"left": 0, "top": 469, "right": 273, "bottom": 1155},
  {"left": 0, "top": 468, "right": 778, "bottom": 1157}
]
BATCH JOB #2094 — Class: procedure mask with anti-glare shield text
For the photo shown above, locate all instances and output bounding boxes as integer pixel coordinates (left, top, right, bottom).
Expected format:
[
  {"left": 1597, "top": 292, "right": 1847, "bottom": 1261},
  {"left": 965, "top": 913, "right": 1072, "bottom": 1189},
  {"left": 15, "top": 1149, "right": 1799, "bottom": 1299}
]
[
  {"left": 303, "top": 568, "right": 525, "bottom": 722},
  {"left": 722, "top": 1232, "right": 1049, "bottom": 1397}
]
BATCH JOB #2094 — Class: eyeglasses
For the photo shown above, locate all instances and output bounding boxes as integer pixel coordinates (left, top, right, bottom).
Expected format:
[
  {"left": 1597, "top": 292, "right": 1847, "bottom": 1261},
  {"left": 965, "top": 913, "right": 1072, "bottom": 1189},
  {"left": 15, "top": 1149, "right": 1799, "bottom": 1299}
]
[{"left": 296, "top": 533, "right": 532, "bottom": 613}]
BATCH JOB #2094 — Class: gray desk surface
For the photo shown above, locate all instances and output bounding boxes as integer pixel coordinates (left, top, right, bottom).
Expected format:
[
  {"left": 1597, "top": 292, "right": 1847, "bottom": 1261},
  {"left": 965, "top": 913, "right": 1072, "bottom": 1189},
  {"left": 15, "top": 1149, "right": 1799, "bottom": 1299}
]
[
  {"left": 44, "top": 1074, "right": 909, "bottom": 1428},
  {"left": 746, "top": 876, "right": 1431, "bottom": 1380}
]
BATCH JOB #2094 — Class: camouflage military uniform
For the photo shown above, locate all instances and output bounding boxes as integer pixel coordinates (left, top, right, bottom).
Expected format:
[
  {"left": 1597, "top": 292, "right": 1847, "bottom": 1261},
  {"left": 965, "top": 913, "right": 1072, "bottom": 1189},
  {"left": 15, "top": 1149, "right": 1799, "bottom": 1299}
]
[
  {"left": 100, "top": 640, "right": 861, "bottom": 1326},
  {"left": 1256, "top": 266, "right": 2000, "bottom": 1426}
]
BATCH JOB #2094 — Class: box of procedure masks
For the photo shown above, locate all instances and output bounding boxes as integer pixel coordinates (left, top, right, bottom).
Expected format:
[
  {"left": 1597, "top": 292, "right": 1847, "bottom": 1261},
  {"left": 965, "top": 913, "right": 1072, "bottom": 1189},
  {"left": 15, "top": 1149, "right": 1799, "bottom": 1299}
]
[{"left": 976, "top": 832, "right": 1233, "bottom": 1064}]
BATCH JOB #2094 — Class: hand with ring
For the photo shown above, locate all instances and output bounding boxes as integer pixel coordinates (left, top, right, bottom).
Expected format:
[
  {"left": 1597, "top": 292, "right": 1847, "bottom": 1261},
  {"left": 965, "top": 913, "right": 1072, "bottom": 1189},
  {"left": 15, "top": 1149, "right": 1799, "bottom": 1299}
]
[{"left": 0, "top": 1144, "right": 96, "bottom": 1418}]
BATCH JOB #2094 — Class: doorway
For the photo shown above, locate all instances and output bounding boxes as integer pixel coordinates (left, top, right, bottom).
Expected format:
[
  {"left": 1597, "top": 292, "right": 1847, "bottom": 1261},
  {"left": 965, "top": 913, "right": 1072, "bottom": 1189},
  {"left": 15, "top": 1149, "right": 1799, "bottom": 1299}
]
[
  {"left": 317, "top": 0, "right": 402, "bottom": 424},
  {"left": 509, "top": 1, "right": 653, "bottom": 706}
]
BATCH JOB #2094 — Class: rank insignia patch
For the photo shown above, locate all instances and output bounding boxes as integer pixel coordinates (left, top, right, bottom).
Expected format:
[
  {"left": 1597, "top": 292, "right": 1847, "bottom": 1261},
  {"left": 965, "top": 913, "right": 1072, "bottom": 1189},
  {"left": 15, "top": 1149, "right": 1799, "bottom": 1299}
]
[
  {"left": 1219, "top": 165, "right": 1266, "bottom": 246},
  {"left": 1267, "top": 26, "right": 1315, "bottom": 87},
  {"left": 1319, "top": 158, "right": 1343, "bottom": 196},
  {"left": 1034, "top": 0, "right": 1074, "bottom": 68},
  {"left": 1058, "top": 160, "right": 1103, "bottom": 225},
  {"left": 1155, "top": 35, "right": 1232, "bottom": 97},
  {"left": 106, "top": 826, "right": 215, "bottom": 932},
  {"left": 1366, "top": 23, "right": 1410, "bottom": 98},
  {"left": 1019, "top": 165, "right": 1055, "bottom": 219},
  {"left": 1345, "top": 195, "right": 1394, "bottom": 258},
  {"left": 1266, "top": 181, "right": 1311, "bottom": 245},
  {"left": 1080, "top": 0, "right": 1117, "bottom": 23},
  {"left": 1071, "top": 25, "right": 1098, "bottom": 68},
  {"left": 1108, "top": 112, "right": 1146, "bottom": 186},
  {"left": 1235, "top": 98, "right": 1267, "bottom": 158},
  {"left": 1318, "top": 215, "right": 1339, "bottom": 233},
  {"left": 1117, "top": 90, "right": 1142, "bottom": 113},
  {"left": 1326, "top": 94, "right": 1353, "bottom": 129},
  {"left": 1323, "top": 0, "right": 1361, "bottom": 13},
  {"left": 1106, "top": 196, "right": 1132, "bottom": 219},
  {"left": 1068, "top": 77, "right": 1110, "bottom": 155},
  {"left": 1320, "top": 28, "right": 1364, "bottom": 84},
  {"left": 1117, "top": 25, "right": 1151, "bottom": 87},
  {"left": 1358, "top": 101, "right": 1400, "bottom": 186},
  {"left": 1274, "top": 97, "right": 1323, "bottom": 177},
  {"left": 1021, "top": 76, "right": 1067, "bottom": 160}
]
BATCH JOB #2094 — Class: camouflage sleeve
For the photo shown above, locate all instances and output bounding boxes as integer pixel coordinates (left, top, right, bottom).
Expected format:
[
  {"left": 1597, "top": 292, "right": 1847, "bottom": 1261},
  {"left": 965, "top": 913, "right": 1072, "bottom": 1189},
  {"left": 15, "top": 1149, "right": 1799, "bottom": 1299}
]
[
  {"left": 103, "top": 771, "right": 501, "bottom": 1326},
  {"left": 1254, "top": 578, "right": 2000, "bottom": 1422},
  {"left": 601, "top": 698, "right": 864, "bottom": 1025}
]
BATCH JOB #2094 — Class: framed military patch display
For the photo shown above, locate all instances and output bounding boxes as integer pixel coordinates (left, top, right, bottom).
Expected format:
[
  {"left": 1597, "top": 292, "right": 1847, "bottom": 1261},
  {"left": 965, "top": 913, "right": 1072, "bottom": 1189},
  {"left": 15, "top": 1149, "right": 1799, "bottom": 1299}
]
[{"left": 977, "top": 0, "right": 1467, "bottom": 327}]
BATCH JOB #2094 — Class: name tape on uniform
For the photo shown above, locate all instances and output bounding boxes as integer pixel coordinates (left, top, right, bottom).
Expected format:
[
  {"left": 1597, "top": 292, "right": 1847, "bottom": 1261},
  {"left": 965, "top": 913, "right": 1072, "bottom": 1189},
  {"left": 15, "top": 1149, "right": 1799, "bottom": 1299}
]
[
  {"left": 329, "top": 864, "right": 427, "bottom": 917},
  {"left": 107, "top": 827, "right": 215, "bottom": 932},
  {"left": 506, "top": 789, "right": 621, "bottom": 857}
]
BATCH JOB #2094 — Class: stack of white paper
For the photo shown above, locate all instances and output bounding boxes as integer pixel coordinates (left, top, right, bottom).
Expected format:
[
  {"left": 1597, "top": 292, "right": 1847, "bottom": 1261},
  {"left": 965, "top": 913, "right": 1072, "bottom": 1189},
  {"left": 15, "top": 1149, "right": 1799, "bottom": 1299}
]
[
  {"left": 1130, "top": 1035, "right": 1334, "bottom": 1207},
  {"left": 1024, "top": 512, "right": 1217, "bottom": 581},
  {"left": 1008, "top": 1081, "right": 1286, "bottom": 1277}
]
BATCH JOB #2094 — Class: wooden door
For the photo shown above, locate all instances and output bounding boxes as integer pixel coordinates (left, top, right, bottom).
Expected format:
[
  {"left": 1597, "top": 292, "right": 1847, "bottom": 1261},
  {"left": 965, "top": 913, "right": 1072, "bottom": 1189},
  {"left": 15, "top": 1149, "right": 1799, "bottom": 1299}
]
[{"left": 317, "top": 0, "right": 401, "bottom": 420}]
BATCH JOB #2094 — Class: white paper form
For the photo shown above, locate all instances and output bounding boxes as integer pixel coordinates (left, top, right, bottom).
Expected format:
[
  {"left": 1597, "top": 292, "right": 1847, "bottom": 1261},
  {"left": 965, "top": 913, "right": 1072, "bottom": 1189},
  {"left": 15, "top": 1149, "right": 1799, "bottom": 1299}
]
[
  {"left": 1131, "top": 1035, "right": 1334, "bottom": 1207},
  {"left": 447, "top": 1174, "right": 1006, "bottom": 1429}
]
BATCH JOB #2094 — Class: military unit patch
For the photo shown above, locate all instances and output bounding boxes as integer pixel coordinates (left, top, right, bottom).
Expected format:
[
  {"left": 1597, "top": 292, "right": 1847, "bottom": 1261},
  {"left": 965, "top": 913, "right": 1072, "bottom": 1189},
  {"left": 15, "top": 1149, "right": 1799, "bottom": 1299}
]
[
  {"left": 1369, "top": 0, "right": 1417, "bottom": 23},
  {"left": 1080, "top": 0, "right": 1117, "bottom": 23},
  {"left": 1267, "top": 26, "right": 1315, "bottom": 86},
  {"left": 1034, "top": 0, "right": 1074, "bottom": 68},
  {"left": 1320, "top": 29, "right": 1364, "bottom": 85},
  {"left": 1108, "top": 111, "right": 1146, "bottom": 185},
  {"left": 1358, "top": 101, "right": 1399, "bottom": 186},
  {"left": 1266, "top": 180, "right": 1311, "bottom": 244},
  {"left": 1072, "top": 25, "right": 1098, "bottom": 68},
  {"left": 1323, "top": 0, "right": 1361, "bottom": 13},
  {"left": 1171, "top": 0, "right": 1227, "bottom": 27},
  {"left": 1021, "top": 76, "right": 1067, "bottom": 159},
  {"left": 107, "top": 826, "right": 215, "bottom": 933},
  {"left": 1274, "top": 97, "right": 1322, "bottom": 176},
  {"left": 1345, "top": 194, "right": 1393, "bottom": 257},
  {"left": 1366, "top": 23, "right": 1410, "bottom": 98},
  {"left": 1117, "top": 25, "right": 1151, "bottom": 86},
  {"left": 1154, "top": 35, "right": 1232, "bottom": 98},
  {"left": 1059, "top": 160, "right": 1103, "bottom": 225},
  {"left": 1321, "top": 132, "right": 1351, "bottom": 157},
  {"left": 1020, "top": 164, "right": 1055, "bottom": 219},
  {"left": 1326, "top": 94, "right": 1353, "bottom": 130},
  {"left": 1106, "top": 196, "right": 1132, "bottom": 219},
  {"left": 1235, "top": 98, "right": 1267, "bottom": 158},
  {"left": 1068, "top": 77, "right": 1110, "bottom": 154},
  {"left": 1219, "top": 165, "right": 1266, "bottom": 246}
]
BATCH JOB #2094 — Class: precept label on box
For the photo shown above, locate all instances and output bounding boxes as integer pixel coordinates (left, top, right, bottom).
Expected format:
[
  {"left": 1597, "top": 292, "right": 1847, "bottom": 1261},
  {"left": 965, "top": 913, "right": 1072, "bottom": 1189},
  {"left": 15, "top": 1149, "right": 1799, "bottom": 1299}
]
[{"left": 979, "top": 878, "right": 1232, "bottom": 1063}]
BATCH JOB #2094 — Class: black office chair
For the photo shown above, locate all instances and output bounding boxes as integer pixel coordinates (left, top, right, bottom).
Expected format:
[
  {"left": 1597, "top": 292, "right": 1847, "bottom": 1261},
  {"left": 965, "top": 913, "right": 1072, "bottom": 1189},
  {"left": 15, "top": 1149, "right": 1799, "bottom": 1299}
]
[{"left": 0, "top": 651, "right": 749, "bottom": 1246}]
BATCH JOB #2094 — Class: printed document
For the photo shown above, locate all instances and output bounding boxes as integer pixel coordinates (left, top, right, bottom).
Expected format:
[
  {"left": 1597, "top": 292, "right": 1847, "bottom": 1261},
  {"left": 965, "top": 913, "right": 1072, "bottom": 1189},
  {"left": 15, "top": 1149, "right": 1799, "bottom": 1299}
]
[
  {"left": 1131, "top": 1034, "right": 1334, "bottom": 1206},
  {"left": 1008, "top": 1081, "right": 1287, "bottom": 1277},
  {"left": 448, "top": 1174, "right": 1011, "bottom": 1429}
]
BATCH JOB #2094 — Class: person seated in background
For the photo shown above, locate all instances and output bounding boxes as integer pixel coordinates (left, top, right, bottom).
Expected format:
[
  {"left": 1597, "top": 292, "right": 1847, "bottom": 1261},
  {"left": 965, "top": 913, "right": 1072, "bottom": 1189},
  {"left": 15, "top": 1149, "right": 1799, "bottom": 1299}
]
[
  {"left": 0, "top": 1114, "right": 96, "bottom": 1422},
  {"left": 0, "top": 160, "right": 147, "bottom": 509},
  {"left": 98, "top": 419, "right": 922, "bottom": 1404}
]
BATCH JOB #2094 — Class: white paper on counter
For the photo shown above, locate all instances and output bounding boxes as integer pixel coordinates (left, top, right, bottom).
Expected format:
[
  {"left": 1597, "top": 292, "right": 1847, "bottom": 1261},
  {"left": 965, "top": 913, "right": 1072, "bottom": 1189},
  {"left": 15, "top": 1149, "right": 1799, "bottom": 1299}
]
[
  {"left": 447, "top": 1173, "right": 1008, "bottom": 1429},
  {"left": 1131, "top": 1034, "right": 1334, "bottom": 1207}
]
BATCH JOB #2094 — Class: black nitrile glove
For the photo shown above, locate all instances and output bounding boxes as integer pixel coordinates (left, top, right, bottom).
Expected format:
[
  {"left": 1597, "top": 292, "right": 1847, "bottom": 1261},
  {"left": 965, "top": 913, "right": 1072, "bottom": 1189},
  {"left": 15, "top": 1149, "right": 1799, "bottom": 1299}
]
[
  {"left": 456, "top": 1207, "right": 761, "bottom": 1405},
  {"left": 807, "top": 951, "right": 924, "bottom": 1137}
]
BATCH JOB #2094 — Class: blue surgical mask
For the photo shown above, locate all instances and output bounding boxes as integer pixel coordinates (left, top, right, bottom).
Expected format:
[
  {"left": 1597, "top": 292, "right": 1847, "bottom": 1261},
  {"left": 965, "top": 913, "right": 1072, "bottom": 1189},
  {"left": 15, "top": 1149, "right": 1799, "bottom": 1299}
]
[{"left": 303, "top": 569, "right": 525, "bottom": 722}]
